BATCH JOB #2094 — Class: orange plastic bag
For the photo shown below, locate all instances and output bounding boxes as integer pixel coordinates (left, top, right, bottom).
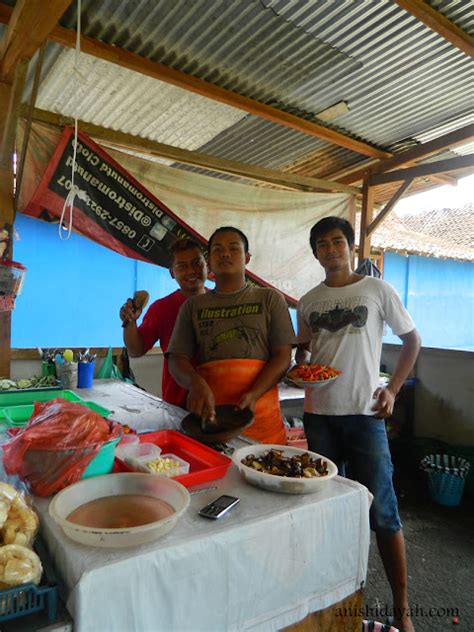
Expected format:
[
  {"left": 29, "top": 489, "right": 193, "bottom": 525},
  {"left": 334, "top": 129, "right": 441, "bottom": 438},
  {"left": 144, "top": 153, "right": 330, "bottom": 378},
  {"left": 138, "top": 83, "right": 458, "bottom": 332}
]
[{"left": 3, "top": 399, "right": 121, "bottom": 497}]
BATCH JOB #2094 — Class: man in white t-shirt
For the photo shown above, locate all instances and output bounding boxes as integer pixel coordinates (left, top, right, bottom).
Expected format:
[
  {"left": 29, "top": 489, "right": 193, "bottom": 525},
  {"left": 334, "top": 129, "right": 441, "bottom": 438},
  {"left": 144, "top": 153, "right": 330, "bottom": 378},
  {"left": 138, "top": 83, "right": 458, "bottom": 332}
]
[{"left": 296, "top": 217, "right": 420, "bottom": 632}]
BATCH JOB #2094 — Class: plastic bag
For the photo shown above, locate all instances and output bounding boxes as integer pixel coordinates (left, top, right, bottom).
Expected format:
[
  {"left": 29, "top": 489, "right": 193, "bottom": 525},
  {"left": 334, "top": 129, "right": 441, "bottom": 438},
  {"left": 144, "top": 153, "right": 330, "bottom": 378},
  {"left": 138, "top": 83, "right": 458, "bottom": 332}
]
[
  {"left": 96, "top": 347, "right": 123, "bottom": 380},
  {"left": 3, "top": 399, "right": 121, "bottom": 497},
  {"left": 0, "top": 544, "right": 42, "bottom": 588},
  {"left": 0, "top": 483, "right": 39, "bottom": 548},
  {"left": 355, "top": 258, "right": 381, "bottom": 278}
]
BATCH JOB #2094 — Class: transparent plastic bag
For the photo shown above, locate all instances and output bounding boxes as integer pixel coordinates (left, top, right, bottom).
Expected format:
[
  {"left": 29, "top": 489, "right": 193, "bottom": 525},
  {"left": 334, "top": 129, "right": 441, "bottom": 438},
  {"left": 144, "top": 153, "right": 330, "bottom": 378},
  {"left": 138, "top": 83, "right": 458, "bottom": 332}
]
[
  {"left": 0, "top": 483, "right": 39, "bottom": 547},
  {"left": 2, "top": 399, "right": 121, "bottom": 496},
  {"left": 0, "top": 544, "right": 42, "bottom": 588}
]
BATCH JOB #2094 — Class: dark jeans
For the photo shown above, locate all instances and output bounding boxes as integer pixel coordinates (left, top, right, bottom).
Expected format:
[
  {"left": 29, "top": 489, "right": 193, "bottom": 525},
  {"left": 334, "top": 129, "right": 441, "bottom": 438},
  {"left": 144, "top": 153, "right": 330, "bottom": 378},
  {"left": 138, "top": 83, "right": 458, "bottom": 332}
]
[{"left": 303, "top": 412, "right": 401, "bottom": 533}]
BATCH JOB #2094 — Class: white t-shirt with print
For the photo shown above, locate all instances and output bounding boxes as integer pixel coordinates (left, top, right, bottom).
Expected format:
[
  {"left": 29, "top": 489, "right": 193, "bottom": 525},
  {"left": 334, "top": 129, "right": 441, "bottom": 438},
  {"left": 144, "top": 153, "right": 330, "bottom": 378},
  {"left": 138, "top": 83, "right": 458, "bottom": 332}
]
[{"left": 297, "top": 277, "right": 415, "bottom": 416}]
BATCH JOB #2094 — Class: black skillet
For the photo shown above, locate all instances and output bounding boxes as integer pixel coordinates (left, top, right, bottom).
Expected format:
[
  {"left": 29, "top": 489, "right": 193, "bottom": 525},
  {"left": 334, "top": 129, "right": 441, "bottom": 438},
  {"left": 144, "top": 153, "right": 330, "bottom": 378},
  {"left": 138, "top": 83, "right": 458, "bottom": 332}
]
[{"left": 181, "top": 404, "right": 254, "bottom": 445}]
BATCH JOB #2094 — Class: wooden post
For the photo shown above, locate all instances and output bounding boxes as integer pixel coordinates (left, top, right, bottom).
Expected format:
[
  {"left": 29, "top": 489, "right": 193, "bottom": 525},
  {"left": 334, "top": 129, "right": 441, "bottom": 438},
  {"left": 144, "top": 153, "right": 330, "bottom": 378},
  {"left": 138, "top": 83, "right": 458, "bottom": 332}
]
[
  {"left": 367, "top": 178, "right": 414, "bottom": 236},
  {"left": 347, "top": 194, "right": 357, "bottom": 268},
  {"left": 359, "top": 175, "right": 374, "bottom": 262},
  {"left": 0, "top": 80, "right": 15, "bottom": 378}
]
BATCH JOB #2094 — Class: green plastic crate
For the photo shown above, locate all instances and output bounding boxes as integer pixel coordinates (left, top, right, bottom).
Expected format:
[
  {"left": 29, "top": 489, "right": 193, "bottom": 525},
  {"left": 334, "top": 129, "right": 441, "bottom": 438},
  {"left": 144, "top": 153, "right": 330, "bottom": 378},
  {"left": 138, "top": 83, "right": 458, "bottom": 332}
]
[
  {"left": 3, "top": 405, "right": 35, "bottom": 426},
  {"left": 2, "top": 399, "right": 112, "bottom": 428},
  {"left": 0, "top": 389, "right": 83, "bottom": 408},
  {"left": 81, "top": 401, "right": 112, "bottom": 418}
]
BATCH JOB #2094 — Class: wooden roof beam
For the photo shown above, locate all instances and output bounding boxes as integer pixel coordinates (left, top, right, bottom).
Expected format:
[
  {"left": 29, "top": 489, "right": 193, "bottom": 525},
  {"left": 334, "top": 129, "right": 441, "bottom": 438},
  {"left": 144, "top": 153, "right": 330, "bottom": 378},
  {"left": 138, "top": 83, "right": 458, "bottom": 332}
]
[
  {"left": 369, "top": 154, "right": 474, "bottom": 185},
  {"left": 25, "top": 107, "right": 360, "bottom": 195},
  {"left": 0, "top": 3, "right": 388, "bottom": 160},
  {"left": 0, "top": 79, "right": 15, "bottom": 378},
  {"left": 0, "top": 0, "right": 72, "bottom": 82},
  {"left": 333, "top": 123, "right": 474, "bottom": 184},
  {"left": 331, "top": 162, "right": 455, "bottom": 187},
  {"left": 393, "top": 0, "right": 474, "bottom": 59},
  {"left": 367, "top": 179, "right": 414, "bottom": 236},
  {"left": 0, "top": 59, "right": 28, "bottom": 168},
  {"left": 359, "top": 176, "right": 374, "bottom": 260},
  {"left": 369, "top": 124, "right": 474, "bottom": 176}
]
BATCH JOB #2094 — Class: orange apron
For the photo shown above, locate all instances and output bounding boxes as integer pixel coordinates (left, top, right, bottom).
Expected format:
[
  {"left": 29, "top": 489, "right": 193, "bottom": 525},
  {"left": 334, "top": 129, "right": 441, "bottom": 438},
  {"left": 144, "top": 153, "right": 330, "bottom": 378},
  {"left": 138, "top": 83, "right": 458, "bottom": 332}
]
[{"left": 197, "top": 359, "right": 287, "bottom": 445}]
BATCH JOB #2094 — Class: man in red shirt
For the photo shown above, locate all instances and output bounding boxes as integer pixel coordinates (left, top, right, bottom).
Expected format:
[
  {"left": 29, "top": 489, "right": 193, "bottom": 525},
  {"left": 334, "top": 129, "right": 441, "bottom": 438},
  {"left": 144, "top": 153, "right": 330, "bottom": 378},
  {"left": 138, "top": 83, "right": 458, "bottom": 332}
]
[{"left": 119, "top": 239, "right": 207, "bottom": 408}]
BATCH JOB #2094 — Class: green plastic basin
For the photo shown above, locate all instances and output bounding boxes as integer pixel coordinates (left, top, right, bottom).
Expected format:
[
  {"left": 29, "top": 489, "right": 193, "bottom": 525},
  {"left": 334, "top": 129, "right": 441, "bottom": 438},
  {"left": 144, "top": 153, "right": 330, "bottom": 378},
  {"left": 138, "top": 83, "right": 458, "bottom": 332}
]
[{"left": 82, "top": 434, "right": 121, "bottom": 479}]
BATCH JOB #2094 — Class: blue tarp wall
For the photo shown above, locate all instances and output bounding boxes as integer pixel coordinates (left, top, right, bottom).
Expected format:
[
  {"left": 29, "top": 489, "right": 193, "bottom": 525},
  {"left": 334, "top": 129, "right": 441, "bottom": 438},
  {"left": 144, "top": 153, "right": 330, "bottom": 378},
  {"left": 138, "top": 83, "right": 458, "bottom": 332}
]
[{"left": 11, "top": 214, "right": 474, "bottom": 350}]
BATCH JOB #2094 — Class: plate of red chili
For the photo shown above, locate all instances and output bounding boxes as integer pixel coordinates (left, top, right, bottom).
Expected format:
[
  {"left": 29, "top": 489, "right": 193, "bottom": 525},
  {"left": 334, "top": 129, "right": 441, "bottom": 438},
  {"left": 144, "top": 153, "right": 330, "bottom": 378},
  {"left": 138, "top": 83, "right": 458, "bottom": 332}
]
[{"left": 286, "top": 363, "right": 341, "bottom": 387}]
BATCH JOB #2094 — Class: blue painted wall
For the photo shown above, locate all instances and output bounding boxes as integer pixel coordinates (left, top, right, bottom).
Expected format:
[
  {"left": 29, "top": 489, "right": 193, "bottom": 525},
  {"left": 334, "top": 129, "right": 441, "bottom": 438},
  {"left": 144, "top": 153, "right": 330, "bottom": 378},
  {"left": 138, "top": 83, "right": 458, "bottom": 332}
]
[
  {"left": 12, "top": 214, "right": 178, "bottom": 347},
  {"left": 383, "top": 252, "right": 474, "bottom": 349},
  {"left": 11, "top": 215, "right": 474, "bottom": 350}
]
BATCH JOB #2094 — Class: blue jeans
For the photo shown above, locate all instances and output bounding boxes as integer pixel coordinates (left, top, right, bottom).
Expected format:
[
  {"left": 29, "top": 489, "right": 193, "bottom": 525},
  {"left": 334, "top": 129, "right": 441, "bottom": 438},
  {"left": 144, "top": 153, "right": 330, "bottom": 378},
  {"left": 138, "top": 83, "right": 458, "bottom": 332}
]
[{"left": 303, "top": 413, "right": 402, "bottom": 533}]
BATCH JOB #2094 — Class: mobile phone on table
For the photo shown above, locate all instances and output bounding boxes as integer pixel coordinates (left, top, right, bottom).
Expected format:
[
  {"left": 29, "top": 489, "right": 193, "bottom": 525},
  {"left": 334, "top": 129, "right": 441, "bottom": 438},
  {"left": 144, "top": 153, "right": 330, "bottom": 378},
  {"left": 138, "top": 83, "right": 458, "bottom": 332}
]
[{"left": 198, "top": 495, "right": 240, "bottom": 519}]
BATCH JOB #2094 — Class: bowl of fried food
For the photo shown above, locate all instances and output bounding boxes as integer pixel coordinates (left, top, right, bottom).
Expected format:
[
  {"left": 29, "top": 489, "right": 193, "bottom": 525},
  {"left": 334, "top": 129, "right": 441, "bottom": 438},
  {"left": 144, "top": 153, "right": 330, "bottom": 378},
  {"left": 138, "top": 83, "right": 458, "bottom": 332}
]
[{"left": 232, "top": 444, "right": 338, "bottom": 494}]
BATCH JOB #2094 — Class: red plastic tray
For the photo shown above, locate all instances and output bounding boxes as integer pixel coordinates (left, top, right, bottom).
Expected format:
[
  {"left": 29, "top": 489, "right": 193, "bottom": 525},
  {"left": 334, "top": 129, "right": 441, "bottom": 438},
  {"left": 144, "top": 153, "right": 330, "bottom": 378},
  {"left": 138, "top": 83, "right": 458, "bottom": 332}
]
[{"left": 114, "top": 429, "right": 232, "bottom": 488}]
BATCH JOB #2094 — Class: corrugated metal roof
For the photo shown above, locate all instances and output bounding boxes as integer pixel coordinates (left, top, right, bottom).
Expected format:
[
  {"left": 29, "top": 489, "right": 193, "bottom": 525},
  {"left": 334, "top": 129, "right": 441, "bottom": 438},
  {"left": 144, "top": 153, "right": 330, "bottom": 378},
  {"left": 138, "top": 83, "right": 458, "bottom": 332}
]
[
  {"left": 3, "top": 0, "right": 472, "bottom": 201},
  {"left": 60, "top": 0, "right": 362, "bottom": 108},
  {"left": 54, "top": 0, "right": 473, "bottom": 152},
  {"left": 33, "top": 47, "right": 247, "bottom": 150}
]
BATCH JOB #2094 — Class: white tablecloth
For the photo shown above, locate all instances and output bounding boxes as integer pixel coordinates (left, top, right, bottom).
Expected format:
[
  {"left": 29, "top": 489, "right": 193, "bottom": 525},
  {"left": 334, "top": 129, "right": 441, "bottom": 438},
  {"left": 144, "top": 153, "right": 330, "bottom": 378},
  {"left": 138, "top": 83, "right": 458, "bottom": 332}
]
[
  {"left": 35, "top": 465, "right": 370, "bottom": 632},
  {"left": 75, "top": 380, "right": 187, "bottom": 433}
]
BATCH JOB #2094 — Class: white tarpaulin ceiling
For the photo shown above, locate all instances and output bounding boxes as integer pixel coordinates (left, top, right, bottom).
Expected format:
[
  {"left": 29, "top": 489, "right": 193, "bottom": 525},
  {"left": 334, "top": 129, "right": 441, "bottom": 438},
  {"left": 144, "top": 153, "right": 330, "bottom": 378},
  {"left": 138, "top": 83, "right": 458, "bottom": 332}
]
[{"left": 19, "top": 122, "right": 350, "bottom": 300}]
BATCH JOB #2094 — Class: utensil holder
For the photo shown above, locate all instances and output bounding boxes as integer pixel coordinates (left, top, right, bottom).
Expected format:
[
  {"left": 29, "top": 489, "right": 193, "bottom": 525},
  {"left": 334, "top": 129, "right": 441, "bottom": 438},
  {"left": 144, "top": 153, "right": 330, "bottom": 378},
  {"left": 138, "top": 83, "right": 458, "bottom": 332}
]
[
  {"left": 77, "top": 361, "right": 95, "bottom": 388},
  {"left": 56, "top": 362, "right": 78, "bottom": 389}
]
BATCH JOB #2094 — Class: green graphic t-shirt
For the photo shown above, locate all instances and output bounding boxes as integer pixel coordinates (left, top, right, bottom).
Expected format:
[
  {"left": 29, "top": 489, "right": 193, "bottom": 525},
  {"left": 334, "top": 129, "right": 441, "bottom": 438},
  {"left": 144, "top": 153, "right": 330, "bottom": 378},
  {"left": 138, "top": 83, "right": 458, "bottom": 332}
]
[{"left": 167, "top": 284, "right": 295, "bottom": 364}]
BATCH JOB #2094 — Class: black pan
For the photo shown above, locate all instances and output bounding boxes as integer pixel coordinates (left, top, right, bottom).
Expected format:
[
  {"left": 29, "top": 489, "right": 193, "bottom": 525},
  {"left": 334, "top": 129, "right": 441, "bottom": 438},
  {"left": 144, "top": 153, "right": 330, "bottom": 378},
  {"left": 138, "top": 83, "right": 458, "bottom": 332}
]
[{"left": 181, "top": 405, "right": 254, "bottom": 445}]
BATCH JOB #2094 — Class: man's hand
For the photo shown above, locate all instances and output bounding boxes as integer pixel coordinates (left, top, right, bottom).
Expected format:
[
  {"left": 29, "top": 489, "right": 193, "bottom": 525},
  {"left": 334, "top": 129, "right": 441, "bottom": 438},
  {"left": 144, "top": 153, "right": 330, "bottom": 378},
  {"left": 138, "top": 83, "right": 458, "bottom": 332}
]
[
  {"left": 237, "top": 391, "right": 258, "bottom": 413},
  {"left": 120, "top": 298, "right": 143, "bottom": 328},
  {"left": 187, "top": 376, "right": 216, "bottom": 424},
  {"left": 371, "top": 386, "right": 396, "bottom": 418},
  {"left": 295, "top": 344, "right": 311, "bottom": 365},
  {"left": 371, "top": 328, "right": 420, "bottom": 419}
]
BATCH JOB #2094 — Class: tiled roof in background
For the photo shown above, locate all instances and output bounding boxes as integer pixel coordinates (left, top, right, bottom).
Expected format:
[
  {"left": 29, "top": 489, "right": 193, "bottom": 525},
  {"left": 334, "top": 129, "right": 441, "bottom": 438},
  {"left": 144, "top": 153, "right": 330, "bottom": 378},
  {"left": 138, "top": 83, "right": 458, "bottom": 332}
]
[{"left": 361, "top": 203, "right": 474, "bottom": 261}]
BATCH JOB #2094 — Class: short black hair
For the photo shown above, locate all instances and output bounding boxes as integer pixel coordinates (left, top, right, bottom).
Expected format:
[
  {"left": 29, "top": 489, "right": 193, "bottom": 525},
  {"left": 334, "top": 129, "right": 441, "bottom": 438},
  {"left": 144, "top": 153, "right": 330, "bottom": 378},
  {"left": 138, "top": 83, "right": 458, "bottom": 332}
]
[
  {"left": 309, "top": 216, "right": 355, "bottom": 252},
  {"left": 169, "top": 238, "right": 204, "bottom": 264},
  {"left": 208, "top": 226, "right": 249, "bottom": 253}
]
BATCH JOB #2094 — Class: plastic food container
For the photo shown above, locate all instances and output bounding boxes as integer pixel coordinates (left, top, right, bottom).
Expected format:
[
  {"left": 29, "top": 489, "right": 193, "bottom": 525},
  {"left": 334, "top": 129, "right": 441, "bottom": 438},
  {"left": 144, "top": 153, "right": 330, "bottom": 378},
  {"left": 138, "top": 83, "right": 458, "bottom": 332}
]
[
  {"left": 49, "top": 472, "right": 190, "bottom": 548},
  {"left": 232, "top": 444, "right": 338, "bottom": 494},
  {"left": 116, "top": 442, "right": 162, "bottom": 463},
  {"left": 116, "top": 433, "right": 140, "bottom": 448},
  {"left": 114, "top": 430, "right": 232, "bottom": 488},
  {"left": 135, "top": 453, "right": 190, "bottom": 478}
]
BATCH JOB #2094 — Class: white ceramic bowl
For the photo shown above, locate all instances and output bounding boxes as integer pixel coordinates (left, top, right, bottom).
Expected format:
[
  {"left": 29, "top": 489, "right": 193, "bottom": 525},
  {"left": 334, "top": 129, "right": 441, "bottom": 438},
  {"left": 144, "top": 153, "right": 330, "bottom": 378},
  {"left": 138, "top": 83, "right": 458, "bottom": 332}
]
[
  {"left": 287, "top": 375, "right": 339, "bottom": 388},
  {"left": 232, "top": 444, "right": 338, "bottom": 494},
  {"left": 49, "top": 472, "right": 190, "bottom": 548}
]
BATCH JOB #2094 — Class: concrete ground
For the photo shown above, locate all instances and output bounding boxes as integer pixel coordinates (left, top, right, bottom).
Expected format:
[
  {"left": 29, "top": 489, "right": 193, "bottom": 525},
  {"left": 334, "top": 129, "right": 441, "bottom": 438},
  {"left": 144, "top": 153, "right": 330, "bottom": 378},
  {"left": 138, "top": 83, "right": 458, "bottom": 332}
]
[{"left": 364, "top": 468, "right": 474, "bottom": 632}]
